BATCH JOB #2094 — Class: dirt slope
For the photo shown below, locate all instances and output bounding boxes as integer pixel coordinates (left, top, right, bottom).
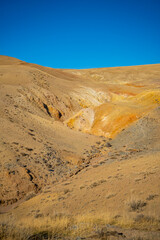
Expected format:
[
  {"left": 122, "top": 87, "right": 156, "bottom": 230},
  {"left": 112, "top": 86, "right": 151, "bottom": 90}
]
[{"left": 0, "top": 56, "right": 160, "bottom": 239}]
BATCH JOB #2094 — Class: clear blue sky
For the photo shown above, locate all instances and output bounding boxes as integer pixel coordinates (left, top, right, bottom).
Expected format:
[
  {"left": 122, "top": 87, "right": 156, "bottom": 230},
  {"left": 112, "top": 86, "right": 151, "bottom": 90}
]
[{"left": 0, "top": 0, "right": 160, "bottom": 69}]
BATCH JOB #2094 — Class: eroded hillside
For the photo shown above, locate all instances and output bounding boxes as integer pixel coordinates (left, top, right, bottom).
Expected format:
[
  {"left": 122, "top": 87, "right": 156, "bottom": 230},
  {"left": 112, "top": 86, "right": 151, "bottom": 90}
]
[{"left": 0, "top": 56, "right": 160, "bottom": 239}]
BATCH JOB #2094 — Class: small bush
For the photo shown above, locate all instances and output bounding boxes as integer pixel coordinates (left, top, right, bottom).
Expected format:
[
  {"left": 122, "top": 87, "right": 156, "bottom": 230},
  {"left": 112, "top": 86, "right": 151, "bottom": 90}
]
[
  {"left": 128, "top": 199, "right": 147, "bottom": 212},
  {"left": 146, "top": 194, "right": 158, "bottom": 201}
]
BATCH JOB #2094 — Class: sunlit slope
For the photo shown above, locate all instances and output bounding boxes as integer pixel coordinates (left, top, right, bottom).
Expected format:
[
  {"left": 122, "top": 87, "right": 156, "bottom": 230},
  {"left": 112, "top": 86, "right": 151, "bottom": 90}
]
[
  {"left": 66, "top": 88, "right": 160, "bottom": 138},
  {"left": 64, "top": 64, "right": 160, "bottom": 138},
  {"left": 0, "top": 55, "right": 160, "bottom": 205},
  {"left": 1, "top": 104, "right": 160, "bottom": 236},
  {"left": 111, "top": 105, "right": 160, "bottom": 151},
  {"left": 1, "top": 55, "right": 159, "bottom": 139},
  {"left": 0, "top": 56, "right": 160, "bottom": 239}
]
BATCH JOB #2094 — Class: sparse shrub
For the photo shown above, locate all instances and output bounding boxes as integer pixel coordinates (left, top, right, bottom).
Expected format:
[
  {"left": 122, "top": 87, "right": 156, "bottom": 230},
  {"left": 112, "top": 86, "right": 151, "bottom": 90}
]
[
  {"left": 128, "top": 199, "right": 147, "bottom": 212},
  {"left": 90, "top": 179, "right": 107, "bottom": 188},
  {"left": 134, "top": 214, "right": 155, "bottom": 223},
  {"left": 106, "top": 192, "right": 117, "bottom": 199},
  {"left": 90, "top": 182, "right": 99, "bottom": 188},
  {"left": 34, "top": 213, "right": 43, "bottom": 218},
  {"left": 64, "top": 188, "right": 70, "bottom": 194},
  {"left": 28, "top": 231, "right": 50, "bottom": 240},
  {"left": 146, "top": 194, "right": 158, "bottom": 201}
]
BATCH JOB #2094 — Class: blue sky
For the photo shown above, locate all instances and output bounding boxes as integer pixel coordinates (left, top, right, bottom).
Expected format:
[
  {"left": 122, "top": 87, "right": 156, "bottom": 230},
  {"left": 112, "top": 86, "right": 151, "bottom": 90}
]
[{"left": 0, "top": 0, "right": 160, "bottom": 69}]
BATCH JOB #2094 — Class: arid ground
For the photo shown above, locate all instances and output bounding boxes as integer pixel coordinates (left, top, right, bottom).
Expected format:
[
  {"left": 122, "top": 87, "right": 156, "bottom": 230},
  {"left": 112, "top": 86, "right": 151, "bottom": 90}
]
[{"left": 0, "top": 56, "right": 160, "bottom": 239}]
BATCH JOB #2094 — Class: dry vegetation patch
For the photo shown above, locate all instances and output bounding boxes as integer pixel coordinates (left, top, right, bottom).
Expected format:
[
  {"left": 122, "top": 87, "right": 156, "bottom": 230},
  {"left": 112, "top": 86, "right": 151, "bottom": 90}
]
[
  {"left": 127, "top": 197, "right": 147, "bottom": 212},
  {"left": 0, "top": 212, "right": 160, "bottom": 239}
]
